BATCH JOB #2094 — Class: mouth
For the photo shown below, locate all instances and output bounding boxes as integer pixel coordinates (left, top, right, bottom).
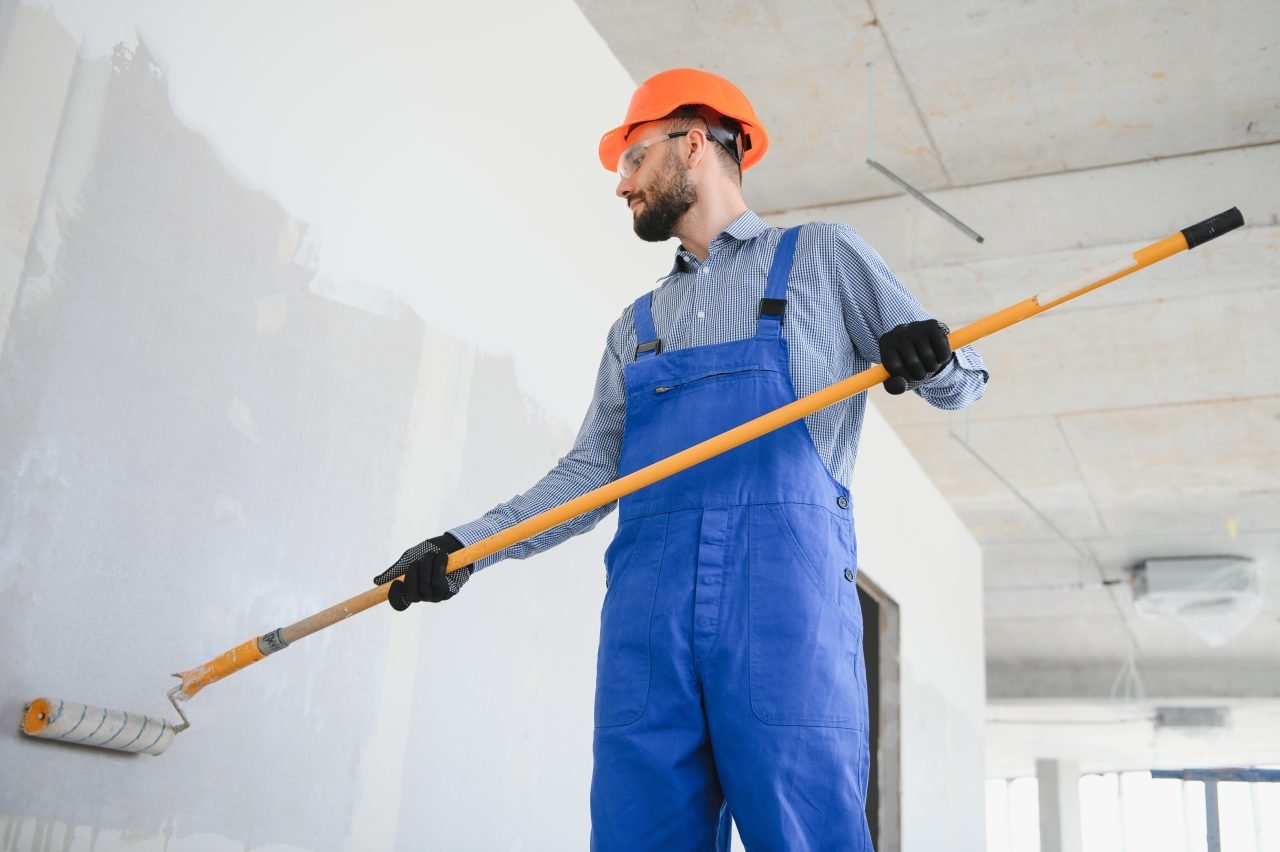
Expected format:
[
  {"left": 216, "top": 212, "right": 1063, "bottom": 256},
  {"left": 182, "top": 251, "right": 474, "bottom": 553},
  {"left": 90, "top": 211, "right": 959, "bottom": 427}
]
[{"left": 629, "top": 198, "right": 643, "bottom": 211}]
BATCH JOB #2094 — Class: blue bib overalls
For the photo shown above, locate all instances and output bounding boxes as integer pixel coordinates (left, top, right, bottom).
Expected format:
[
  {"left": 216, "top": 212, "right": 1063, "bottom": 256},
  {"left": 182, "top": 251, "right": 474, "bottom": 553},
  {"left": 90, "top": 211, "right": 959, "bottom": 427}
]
[{"left": 589, "top": 228, "right": 874, "bottom": 851}]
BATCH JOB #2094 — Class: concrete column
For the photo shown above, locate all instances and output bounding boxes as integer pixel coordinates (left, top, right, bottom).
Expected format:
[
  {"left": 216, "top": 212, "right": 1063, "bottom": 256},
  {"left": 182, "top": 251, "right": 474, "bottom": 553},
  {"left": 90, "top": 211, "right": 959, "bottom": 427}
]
[{"left": 1036, "top": 758, "right": 1082, "bottom": 852}]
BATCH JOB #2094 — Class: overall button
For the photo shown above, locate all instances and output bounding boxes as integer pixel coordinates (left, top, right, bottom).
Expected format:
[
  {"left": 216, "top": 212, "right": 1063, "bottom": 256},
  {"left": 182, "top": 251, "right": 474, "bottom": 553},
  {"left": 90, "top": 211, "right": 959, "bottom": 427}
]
[
  {"left": 844, "top": 567, "right": 856, "bottom": 582},
  {"left": 836, "top": 496, "right": 849, "bottom": 509}
]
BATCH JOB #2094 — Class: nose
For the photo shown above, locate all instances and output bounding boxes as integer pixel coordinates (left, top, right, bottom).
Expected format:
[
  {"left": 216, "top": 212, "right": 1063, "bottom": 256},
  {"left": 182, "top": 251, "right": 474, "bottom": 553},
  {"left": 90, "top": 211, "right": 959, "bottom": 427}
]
[{"left": 615, "top": 175, "right": 634, "bottom": 199}]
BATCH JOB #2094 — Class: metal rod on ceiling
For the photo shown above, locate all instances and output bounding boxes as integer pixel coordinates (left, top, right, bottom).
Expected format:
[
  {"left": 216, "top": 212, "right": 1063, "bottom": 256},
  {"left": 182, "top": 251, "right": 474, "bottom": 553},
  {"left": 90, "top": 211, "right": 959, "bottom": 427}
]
[
  {"left": 867, "top": 159, "right": 986, "bottom": 243},
  {"left": 864, "top": 62, "right": 985, "bottom": 243}
]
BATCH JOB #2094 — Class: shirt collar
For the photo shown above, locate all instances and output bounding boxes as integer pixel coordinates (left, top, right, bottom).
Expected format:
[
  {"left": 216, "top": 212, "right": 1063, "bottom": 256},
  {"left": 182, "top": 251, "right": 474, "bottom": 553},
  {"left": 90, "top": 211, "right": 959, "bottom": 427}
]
[
  {"left": 719, "top": 209, "right": 769, "bottom": 242},
  {"left": 661, "top": 210, "right": 769, "bottom": 280}
]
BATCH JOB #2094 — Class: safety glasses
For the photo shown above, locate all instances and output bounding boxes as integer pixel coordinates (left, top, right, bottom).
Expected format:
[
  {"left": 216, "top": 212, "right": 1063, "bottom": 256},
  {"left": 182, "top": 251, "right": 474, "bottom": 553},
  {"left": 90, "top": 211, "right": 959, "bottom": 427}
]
[{"left": 618, "top": 130, "right": 690, "bottom": 179}]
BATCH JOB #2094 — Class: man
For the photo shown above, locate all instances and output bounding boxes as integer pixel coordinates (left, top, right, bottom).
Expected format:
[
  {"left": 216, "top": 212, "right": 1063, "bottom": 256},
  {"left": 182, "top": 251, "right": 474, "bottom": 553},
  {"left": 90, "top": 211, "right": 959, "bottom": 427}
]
[{"left": 376, "top": 68, "right": 987, "bottom": 850}]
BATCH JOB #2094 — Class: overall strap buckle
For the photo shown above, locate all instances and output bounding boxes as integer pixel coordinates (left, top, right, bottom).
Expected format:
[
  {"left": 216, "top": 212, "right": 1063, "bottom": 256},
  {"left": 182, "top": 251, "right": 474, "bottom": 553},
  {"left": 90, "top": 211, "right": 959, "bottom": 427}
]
[
  {"left": 759, "top": 298, "right": 786, "bottom": 324},
  {"left": 632, "top": 292, "right": 662, "bottom": 359}
]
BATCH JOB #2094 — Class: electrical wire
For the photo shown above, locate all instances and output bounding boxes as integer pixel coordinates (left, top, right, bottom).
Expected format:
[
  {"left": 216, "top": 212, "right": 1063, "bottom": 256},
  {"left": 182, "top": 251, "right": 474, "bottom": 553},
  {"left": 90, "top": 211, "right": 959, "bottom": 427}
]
[{"left": 949, "top": 412, "right": 1147, "bottom": 701}]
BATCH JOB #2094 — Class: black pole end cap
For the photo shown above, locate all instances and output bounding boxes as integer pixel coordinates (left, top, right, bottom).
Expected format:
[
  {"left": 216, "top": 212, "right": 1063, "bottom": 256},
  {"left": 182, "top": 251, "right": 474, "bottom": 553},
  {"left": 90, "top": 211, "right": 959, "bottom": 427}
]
[{"left": 1181, "top": 207, "right": 1244, "bottom": 249}]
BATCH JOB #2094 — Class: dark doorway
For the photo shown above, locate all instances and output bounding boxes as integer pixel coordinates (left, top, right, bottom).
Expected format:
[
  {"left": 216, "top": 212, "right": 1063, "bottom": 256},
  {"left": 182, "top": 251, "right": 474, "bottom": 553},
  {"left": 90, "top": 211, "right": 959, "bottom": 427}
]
[{"left": 858, "top": 572, "right": 901, "bottom": 852}]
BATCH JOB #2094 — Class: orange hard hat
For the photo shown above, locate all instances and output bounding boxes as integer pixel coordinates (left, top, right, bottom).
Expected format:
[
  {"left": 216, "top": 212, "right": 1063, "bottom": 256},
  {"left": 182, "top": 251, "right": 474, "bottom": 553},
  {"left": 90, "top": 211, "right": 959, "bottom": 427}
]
[{"left": 599, "top": 68, "right": 769, "bottom": 173}]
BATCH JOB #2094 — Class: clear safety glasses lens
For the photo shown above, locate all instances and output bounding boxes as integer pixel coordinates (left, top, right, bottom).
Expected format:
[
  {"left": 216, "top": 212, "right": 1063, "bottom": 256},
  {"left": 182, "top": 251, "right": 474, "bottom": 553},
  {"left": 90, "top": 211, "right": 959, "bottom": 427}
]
[{"left": 617, "top": 130, "right": 689, "bottom": 179}]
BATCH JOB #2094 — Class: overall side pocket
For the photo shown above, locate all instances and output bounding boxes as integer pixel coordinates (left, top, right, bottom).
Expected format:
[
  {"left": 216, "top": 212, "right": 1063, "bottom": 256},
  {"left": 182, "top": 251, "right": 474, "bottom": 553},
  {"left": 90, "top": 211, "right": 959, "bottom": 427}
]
[
  {"left": 595, "top": 514, "right": 668, "bottom": 727},
  {"left": 748, "top": 503, "right": 862, "bottom": 728}
]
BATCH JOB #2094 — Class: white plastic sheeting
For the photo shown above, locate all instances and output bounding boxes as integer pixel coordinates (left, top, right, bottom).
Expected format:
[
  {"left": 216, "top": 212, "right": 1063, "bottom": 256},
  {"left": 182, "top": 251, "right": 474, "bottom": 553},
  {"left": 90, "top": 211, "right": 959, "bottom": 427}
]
[{"left": 1133, "top": 556, "right": 1263, "bottom": 647}]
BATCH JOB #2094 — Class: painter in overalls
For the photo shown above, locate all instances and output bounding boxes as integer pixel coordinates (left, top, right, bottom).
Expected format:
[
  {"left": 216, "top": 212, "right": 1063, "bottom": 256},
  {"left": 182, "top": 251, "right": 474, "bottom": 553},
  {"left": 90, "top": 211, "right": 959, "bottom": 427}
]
[{"left": 377, "top": 69, "right": 989, "bottom": 850}]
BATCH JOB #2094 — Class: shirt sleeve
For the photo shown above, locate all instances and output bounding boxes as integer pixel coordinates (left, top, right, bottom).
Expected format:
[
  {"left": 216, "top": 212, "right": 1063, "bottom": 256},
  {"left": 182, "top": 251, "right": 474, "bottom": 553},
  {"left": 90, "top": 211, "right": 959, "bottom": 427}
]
[
  {"left": 446, "top": 313, "right": 629, "bottom": 571},
  {"left": 830, "top": 223, "right": 989, "bottom": 410}
]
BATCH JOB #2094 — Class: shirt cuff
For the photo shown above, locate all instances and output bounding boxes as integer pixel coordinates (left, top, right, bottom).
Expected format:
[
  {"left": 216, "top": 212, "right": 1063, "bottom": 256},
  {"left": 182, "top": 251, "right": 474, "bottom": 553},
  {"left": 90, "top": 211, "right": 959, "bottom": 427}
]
[
  {"left": 952, "top": 345, "right": 989, "bottom": 382},
  {"left": 925, "top": 353, "right": 959, "bottom": 384},
  {"left": 447, "top": 518, "right": 507, "bottom": 572},
  {"left": 919, "top": 345, "right": 988, "bottom": 389}
]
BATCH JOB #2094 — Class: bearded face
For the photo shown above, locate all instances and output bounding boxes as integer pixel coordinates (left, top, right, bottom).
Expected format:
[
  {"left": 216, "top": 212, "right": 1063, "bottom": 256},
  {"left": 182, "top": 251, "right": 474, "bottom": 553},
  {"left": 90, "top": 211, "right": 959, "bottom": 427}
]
[{"left": 631, "top": 144, "right": 698, "bottom": 243}]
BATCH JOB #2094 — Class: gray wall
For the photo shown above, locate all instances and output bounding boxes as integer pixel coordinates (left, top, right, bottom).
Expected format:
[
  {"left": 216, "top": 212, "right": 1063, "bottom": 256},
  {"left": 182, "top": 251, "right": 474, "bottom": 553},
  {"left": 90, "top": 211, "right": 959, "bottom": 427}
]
[
  {"left": 0, "top": 24, "right": 422, "bottom": 850},
  {"left": 1, "top": 3, "right": 987, "bottom": 850}
]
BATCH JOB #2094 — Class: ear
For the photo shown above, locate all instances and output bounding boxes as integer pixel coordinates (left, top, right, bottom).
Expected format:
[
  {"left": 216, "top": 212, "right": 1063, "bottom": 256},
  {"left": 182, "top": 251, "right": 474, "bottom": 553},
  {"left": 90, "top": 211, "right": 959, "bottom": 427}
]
[{"left": 683, "top": 126, "right": 711, "bottom": 170}]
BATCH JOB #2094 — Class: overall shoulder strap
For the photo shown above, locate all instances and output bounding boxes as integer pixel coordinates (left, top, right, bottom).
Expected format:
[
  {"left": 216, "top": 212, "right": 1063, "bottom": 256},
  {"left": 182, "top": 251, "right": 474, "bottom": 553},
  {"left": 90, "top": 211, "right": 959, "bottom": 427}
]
[
  {"left": 632, "top": 292, "right": 661, "bottom": 359},
  {"left": 757, "top": 225, "right": 802, "bottom": 339}
]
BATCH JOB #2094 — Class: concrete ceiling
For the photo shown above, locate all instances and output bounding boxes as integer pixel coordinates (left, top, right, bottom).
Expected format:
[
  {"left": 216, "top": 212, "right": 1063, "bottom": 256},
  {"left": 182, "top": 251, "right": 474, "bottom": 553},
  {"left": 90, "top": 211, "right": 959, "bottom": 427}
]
[
  {"left": 578, "top": 0, "right": 1280, "bottom": 768},
  {"left": 579, "top": 0, "right": 1279, "bottom": 212}
]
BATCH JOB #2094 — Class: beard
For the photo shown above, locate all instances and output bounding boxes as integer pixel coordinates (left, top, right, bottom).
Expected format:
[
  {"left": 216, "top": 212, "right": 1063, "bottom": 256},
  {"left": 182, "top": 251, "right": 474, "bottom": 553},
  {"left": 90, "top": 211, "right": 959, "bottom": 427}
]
[{"left": 632, "top": 149, "right": 698, "bottom": 242}]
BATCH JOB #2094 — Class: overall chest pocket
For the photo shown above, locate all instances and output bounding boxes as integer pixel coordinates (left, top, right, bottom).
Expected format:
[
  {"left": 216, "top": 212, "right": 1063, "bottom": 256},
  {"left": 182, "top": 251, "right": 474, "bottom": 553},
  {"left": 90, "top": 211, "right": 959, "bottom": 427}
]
[
  {"left": 595, "top": 514, "right": 669, "bottom": 728},
  {"left": 651, "top": 367, "right": 771, "bottom": 398},
  {"left": 748, "top": 503, "right": 865, "bottom": 729}
]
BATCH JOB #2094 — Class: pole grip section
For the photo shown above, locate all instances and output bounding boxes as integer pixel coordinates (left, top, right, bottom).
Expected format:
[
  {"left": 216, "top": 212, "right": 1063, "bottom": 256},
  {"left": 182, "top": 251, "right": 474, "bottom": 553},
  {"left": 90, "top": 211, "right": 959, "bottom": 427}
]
[
  {"left": 175, "top": 637, "right": 264, "bottom": 699},
  {"left": 1181, "top": 207, "right": 1244, "bottom": 249}
]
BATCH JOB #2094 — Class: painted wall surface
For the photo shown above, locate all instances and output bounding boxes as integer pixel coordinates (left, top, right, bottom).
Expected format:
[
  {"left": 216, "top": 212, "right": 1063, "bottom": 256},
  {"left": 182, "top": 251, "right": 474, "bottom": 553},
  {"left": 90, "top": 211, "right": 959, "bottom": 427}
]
[
  {"left": 848, "top": 406, "right": 988, "bottom": 851},
  {"left": 1, "top": 3, "right": 986, "bottom": 850}
]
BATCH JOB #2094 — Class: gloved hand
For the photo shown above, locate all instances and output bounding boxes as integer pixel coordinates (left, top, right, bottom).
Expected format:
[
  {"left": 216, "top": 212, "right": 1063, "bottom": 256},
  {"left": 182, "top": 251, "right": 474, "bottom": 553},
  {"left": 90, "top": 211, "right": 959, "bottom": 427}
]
[
  {"left": 373, "top": 532, "right": 472, "bottom": 611},
  {"left": 878, "top": 319, "right": 953, "bottom": 395}
]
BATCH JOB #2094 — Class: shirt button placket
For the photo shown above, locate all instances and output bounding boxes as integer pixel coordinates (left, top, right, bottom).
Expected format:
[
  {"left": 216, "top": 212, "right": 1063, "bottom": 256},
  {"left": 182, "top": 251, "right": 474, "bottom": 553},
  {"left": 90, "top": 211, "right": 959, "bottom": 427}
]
[{"left": 692, "top": 263, "right": 713, "bottom": 342}]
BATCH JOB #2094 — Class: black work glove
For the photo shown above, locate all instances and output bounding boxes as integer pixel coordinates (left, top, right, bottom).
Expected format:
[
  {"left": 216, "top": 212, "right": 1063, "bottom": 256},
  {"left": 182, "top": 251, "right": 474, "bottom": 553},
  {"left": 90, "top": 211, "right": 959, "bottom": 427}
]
[
  {"left": 878, "top": 319, "right": 953, "bottom": 395},
  {"left": 373, "top": 532, "right": 472, "bottom": 611}
]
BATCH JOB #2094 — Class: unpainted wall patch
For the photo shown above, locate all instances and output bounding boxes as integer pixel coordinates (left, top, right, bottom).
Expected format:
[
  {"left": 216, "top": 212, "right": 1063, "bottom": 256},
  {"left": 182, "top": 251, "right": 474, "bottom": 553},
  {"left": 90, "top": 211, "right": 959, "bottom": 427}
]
[
  {"left": 256, "top": 293, "right": 288, "bottom": 334},
  {"left": 227, "top": 397, "right": 262, "bottom": 443},
  {"left": 307, "top": 271, "right": 404, "bottom": 320},
  {"left": 213, "top": 493, "right": 246, "bottom": 525}
]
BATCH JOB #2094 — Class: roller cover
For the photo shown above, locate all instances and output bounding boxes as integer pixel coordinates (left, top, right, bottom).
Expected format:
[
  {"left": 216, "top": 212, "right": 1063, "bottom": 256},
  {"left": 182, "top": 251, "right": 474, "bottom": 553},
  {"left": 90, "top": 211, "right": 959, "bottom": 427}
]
[{"left": 20, "top": 697, "right": 176, "bottom": 755}]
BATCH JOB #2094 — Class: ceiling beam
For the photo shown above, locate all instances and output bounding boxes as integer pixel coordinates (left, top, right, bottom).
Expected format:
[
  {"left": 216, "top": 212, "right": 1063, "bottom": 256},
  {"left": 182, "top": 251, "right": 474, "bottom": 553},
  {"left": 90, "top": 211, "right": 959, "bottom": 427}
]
[{"left": 988, "top": 659, "right": 1280, "bottom": 700}]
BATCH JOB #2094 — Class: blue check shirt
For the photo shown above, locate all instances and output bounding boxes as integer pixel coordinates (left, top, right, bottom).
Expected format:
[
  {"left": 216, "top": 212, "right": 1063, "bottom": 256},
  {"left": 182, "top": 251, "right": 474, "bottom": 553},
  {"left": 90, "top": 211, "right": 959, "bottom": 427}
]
[{"left": 451, "top": 211, "right": 988, "bottom": 570}]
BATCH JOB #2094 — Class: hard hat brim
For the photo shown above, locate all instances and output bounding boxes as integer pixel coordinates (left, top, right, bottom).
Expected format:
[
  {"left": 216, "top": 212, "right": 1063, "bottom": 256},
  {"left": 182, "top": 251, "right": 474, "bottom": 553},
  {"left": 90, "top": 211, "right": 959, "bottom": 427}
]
[{"left": 598, "top": 110, "right": 769, "bottom": 173}]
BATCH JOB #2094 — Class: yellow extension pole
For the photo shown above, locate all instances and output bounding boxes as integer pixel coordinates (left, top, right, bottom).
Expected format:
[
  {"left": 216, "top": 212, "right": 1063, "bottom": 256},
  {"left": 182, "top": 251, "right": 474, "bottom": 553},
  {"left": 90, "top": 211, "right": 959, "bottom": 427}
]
[{"left": 172, "top": 207, "right": 1243, "bottom": 702}]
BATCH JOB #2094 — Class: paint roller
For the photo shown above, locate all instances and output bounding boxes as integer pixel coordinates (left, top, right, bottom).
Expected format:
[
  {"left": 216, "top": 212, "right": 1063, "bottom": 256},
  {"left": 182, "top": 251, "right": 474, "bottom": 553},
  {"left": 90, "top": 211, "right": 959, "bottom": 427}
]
[
  {"left": 20, "top": 208, "right": 1245, "bottom": 755},
  {"left": 21, "top": 696, "right": 185, "bottom": 755}
]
